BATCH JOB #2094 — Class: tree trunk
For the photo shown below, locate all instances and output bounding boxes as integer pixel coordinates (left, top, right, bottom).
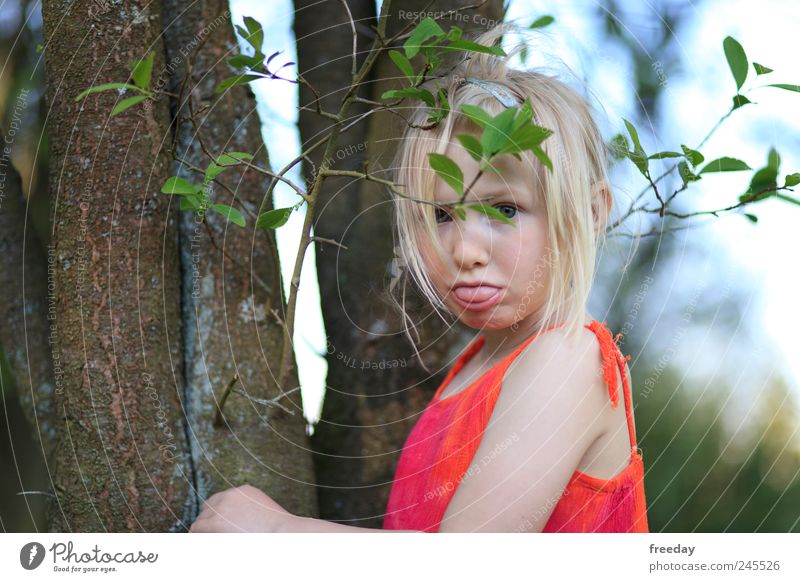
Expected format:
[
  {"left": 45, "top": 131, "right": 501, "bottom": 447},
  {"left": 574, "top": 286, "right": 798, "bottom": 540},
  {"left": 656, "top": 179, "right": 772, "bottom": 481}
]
[
  {"left": 163, "top": 0, "right": 318, "bottom": 519},
  {"left": 41, "top": 0, "right": 191, "bottom": 532},
  {"left": 0, "top": 157, "right": 55, "bottom": 460},
  {"left": 299, "top": 0, "right": 503, "bottom": 527}
]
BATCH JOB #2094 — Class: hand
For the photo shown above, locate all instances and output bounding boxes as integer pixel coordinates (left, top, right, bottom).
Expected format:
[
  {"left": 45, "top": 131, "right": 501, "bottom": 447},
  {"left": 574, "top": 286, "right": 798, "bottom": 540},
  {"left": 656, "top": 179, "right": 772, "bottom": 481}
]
[{"left": 189, "top": 484, "right": 294, "bottom": 533}]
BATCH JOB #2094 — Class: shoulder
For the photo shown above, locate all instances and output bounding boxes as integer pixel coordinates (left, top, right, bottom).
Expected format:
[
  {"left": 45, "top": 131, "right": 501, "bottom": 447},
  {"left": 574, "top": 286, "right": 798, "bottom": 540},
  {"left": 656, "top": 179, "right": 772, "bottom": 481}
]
[{"left": 496, "top": 325, "right": 611, "bottom": 437}]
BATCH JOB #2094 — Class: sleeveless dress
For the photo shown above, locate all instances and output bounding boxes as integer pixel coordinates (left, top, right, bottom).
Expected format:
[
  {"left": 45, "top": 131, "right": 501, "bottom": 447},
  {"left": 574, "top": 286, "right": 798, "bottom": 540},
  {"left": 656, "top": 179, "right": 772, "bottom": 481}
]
[{"left": 383, "top": 320, "right": 649, "bottom": 532}]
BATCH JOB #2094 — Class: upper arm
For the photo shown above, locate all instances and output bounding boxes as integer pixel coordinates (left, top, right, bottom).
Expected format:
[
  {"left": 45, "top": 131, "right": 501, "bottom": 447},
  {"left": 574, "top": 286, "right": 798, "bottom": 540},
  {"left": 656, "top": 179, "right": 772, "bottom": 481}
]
[{"left": 438, "top": 328, "right": 610, "bottom": 532}]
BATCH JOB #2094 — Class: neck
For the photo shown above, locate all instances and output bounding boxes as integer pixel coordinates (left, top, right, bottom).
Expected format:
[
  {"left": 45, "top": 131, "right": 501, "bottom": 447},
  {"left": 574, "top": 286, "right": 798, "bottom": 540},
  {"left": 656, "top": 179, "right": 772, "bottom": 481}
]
[{"left": 478, "top": 308, "right": 592, "bottom": 361}]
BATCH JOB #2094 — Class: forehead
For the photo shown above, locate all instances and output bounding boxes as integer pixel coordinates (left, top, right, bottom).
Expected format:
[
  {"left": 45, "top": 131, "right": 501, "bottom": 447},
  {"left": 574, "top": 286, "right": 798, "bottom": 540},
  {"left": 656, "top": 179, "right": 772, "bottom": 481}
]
[{"left": 432, "top": 136, "right": 543, "bottom": 206}]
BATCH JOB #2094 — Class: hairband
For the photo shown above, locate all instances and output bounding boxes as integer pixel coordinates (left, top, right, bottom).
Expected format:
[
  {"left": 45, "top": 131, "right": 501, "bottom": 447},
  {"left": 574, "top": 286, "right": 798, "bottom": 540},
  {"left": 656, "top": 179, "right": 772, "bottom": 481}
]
[{"left": 462, "top": 77, "right": 520, "bottom": 108}]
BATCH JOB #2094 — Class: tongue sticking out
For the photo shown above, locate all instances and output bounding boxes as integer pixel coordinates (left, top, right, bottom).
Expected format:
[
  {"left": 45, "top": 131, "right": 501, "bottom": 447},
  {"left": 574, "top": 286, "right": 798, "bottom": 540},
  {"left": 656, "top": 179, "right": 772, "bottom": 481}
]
[{"left": 453, "top": 286, "right": 499, "bottom": 303}]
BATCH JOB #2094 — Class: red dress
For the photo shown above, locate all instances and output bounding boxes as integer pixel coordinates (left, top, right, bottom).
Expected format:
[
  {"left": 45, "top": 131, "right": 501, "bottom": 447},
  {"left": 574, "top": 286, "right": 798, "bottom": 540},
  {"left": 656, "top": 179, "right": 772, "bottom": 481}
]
[{"left": 383, "top": 320, "right": 649, "bottom": 532}]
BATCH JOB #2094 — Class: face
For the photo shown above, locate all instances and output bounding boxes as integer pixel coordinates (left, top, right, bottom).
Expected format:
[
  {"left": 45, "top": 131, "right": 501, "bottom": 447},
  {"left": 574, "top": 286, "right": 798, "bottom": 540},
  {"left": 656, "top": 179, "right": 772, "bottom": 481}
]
[{"left": 420, "top": 134, "right": 553, "bottom": 332}]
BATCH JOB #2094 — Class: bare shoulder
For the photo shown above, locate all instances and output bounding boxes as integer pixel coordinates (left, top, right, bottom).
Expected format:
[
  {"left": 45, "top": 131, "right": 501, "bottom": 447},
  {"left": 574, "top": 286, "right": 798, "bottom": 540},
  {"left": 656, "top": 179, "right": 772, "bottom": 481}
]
[{"left": 497, "top": 325, "right": 611, "bottom": 438}]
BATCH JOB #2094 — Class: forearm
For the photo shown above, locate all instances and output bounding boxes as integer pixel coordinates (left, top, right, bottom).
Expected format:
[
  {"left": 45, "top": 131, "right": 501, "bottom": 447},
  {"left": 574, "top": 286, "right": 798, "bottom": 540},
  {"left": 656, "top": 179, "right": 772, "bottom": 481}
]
[{"left": 284, "top": 515, "right": 421, "bottom": 533}]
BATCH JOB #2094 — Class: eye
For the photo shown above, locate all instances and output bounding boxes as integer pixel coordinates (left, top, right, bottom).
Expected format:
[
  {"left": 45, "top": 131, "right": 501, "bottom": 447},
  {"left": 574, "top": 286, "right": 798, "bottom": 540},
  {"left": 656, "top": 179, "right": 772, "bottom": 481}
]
[
  {"left": 495, "top": 204, "right": 518, "bottom": 219},
  {"left": 434, "top": 205, "right": 452, "bottom": 224}
]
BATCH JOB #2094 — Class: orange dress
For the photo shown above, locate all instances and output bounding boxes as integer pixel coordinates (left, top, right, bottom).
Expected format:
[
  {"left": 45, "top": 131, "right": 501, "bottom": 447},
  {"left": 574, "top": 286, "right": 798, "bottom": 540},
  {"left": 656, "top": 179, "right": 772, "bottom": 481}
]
[{"left": 383, "top": 320, "right": 649, "bottom": 532}]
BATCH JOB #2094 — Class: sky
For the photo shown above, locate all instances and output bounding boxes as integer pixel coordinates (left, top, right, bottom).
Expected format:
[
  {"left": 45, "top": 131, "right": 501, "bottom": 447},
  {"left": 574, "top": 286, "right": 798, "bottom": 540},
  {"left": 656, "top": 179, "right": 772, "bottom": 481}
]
[{"left": 229, "top": 0, "right": 800, "bottom": 430}]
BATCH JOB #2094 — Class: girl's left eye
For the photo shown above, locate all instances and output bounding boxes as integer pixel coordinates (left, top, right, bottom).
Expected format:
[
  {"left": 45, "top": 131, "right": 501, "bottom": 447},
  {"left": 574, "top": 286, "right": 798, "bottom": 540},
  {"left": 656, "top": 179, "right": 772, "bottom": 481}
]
[{"left": 496, "top": 204, "right": 518, "bottom": 219}]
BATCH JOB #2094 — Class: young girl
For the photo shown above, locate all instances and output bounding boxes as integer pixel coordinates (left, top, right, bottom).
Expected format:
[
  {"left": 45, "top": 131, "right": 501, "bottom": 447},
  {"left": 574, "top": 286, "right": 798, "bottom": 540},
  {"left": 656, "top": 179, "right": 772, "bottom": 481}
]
[{"left": 190, "top": 23, "right": 648, "bottom": 534}]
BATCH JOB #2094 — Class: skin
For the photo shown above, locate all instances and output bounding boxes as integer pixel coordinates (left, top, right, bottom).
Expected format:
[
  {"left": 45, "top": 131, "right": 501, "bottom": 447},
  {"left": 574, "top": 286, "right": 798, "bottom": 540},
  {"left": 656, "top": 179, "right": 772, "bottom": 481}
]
[
  {"left": 422, "top": 133, "right": 557, "bottom": 361},
  {"left": 189, "top": 137, "right": 617, "bottom": 534}
]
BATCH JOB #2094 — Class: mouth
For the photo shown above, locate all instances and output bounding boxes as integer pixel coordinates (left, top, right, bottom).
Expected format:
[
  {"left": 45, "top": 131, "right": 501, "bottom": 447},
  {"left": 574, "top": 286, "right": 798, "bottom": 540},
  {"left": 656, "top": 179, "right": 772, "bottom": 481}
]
[{"left": 449, "top": 284, "right": 504, "bottom": 312}]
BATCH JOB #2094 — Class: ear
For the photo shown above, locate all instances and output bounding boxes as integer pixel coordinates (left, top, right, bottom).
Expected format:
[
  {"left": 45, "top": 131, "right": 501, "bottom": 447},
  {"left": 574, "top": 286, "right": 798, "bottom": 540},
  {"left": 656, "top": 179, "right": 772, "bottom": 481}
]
[{"left": 590, "top": 181, "right": 612, "bottom": 235}]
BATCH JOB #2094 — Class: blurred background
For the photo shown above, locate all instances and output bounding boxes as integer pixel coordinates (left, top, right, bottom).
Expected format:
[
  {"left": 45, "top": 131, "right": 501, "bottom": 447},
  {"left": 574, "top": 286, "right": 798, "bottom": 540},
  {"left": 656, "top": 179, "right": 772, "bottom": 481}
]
[{"left": 2, "top": 0, "right": 798, "bottom": 532}]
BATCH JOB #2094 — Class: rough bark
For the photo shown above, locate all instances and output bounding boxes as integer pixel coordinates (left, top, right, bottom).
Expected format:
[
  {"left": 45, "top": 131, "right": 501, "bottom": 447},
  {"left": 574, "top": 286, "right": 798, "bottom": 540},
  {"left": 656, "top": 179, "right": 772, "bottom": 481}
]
[
  {"left": 0, "top": 162, "right": 55, "bottom": 459},
  {"left": 41, "top": 0, "right": 191, "bottom": 531},
  {"left": 299, "top": 0, "right": 503, "bottom": 527},
  {"left": 163, "top": 0, "right": 318, "bottom": 518}
]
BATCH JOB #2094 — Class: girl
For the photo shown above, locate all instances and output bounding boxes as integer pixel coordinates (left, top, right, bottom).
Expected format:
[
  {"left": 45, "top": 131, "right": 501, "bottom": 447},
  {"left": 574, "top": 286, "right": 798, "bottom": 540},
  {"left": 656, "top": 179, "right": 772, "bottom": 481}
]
[{"left": 190, "top": 23, "right": 648, "bottom": 534}]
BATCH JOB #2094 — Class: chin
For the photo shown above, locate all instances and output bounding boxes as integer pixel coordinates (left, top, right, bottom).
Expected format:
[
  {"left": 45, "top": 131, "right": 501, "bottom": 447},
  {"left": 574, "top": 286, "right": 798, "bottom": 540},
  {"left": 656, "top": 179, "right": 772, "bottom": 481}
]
[{"left": 454, "top": 309, "right": 511, "bottom": 330}]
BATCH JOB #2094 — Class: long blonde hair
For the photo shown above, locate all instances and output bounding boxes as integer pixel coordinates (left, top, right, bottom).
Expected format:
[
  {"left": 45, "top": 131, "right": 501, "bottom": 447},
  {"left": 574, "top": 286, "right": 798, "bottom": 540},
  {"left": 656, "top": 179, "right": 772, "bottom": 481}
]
[{"left": 385, "top": 22, "right": 613, "bottom": 353}]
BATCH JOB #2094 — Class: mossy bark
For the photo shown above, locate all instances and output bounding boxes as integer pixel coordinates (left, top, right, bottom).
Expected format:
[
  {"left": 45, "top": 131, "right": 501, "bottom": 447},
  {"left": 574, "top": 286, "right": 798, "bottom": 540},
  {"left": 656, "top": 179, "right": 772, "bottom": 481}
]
[
  {"left": 41, "top": 0, "right": 191, "bottom": 531},
  {"left": 163, "top": 0, "right": 318, "bottom": 519}
]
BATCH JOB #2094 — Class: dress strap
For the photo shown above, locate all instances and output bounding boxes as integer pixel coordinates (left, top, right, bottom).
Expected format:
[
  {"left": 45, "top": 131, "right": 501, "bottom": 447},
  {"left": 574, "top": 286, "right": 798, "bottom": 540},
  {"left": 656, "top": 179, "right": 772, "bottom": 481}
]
[{"left": 585, "top": 320, "right": 638, "bottom": 451}]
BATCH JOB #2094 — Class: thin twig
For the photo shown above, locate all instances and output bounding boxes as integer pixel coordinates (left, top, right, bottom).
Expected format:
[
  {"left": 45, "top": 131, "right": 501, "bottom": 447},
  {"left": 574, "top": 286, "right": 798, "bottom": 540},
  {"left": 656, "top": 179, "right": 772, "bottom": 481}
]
[
  {"left": 232, "top": 385, "right": 302, "bottom": 416},
  {"left": 339, "top": 0, "right": 358, "bottom": 79},
  {"left": 310, "top": 236, "right": 349, "bottom": 250},
  {"left": 17, "top": 490, "right": 57, "bottom": 499},
  {"left": 214, "top": 374, "right": 240, "bottom": 428},
  {"left": 275, "top": 0, "right": 395, "bottom": 391}
]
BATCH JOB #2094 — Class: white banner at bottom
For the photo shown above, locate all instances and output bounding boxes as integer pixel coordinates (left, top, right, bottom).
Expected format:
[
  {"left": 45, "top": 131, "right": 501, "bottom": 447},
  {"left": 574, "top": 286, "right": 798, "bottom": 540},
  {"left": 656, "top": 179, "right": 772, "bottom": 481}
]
[{"left": 1, "top": 533, "right": 796, "bottom": 581}]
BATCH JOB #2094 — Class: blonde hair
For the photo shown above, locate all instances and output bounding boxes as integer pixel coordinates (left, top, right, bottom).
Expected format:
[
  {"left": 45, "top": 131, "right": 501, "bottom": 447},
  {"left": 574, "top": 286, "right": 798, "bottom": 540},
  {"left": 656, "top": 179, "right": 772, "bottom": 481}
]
[{"left": 385, "top": 22, "right": 613, "bottom": 354}]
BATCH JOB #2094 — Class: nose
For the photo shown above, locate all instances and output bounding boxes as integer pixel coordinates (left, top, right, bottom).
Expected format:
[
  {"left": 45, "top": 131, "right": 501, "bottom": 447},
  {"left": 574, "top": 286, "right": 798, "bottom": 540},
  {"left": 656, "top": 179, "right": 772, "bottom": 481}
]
[{"left": 447, "top": 210, "right": 493, "bottom": 269}]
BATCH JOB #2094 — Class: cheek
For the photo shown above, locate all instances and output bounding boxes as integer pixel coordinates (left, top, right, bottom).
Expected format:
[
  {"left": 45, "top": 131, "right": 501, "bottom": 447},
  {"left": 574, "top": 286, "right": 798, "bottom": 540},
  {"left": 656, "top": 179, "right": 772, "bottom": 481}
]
[{"left": 507, "top": 219, "right": 550, "bottom": 288}]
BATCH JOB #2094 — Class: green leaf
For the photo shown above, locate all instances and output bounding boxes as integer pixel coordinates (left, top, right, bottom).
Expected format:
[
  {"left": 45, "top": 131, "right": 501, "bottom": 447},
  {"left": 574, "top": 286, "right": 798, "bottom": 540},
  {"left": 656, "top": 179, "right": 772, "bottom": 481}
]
[
  {"left": 768, "top": 148, "right": 780, "bottom": 170},
  {"left": 511, "top": 98, "right": 534, "bottom": 132},
  {"left": 680, "top": 145, "right": 705, "bottom": 167},
  {"left": 499, "top": 124, "right": 553, "bottom": 157},
  {"left": 388, "top": 50, "right": 414, "bottom": 79},
  {"left": 648, "top": 151, "right": 683, "bottom": 160},
  {"left": 530, "top": 144, "right": 553, "bottom": 171},
  {"left": 162, "top": 176, "right": 201, "bottom": 195},
  {"left": 699, "top": 157, "right": 751, "bottom": 174},
  {"left": 455, "top": 134, "right": 483, "bottom": 161},
  {"left": 256, "top": 207, "right": 293, "bottom": 230},
  {"left": 203, "top": 152, "right": 253, "bottom": 183},
  {"left": 742, "top": 149, "right": 780, "bottom": 199},
  {"left": 129, "top": 51, "right": 155, "bottom": 90},
  {"left": 750, "top": 167, "right": 778, "bottom": 193},
  {"left": 530, "top": 15, "right": 555, "bottom": 29},
  {"left": 678, "top": 161, "right": 700, "bottom": 185},
  {"left": 242, "top": 16, "right": 264, "bottom": 52},
  {"left": 75, "top": 82, "right": 144, "bottom": 101},
  {"left": 440, "top": 39, "right": 505, "bottom": 57},
  {"left": 744, "top": 213, "right": 758, "bottom": 223},
  {"left": 204, "top": 162, "right": 226, "bottom": 184},
  {"left": 228, "top": 54, "right": 260, "bottom": 69},
  {"left": 460, "top": 104, "right": 494, "bottom": 129},
  {"left": 784, "top": 173, "right": 800, "bottom": 187},
  {"left": 211, "top": 203, "right": 246, "bottom": 227},
  {"left": 767, "top": 84, "right": 800, "bottom": 93},
  {"left": 753, "top": 62, "right": 773, "bottom": 75},
  {"left": 180, "top": 195, "right": 202, "bottom": 211},
  {"left": 428, "top": 153, "right": 464, "bottom": 195},
  {"left": 623, "top": 118, "right": 648, "bottom": 175},
  {"left": 481, "top": 107, "right": 517, "bottom": 156},
  {"left": 426, "top": 87, "right": 451, "bottom": 124},
  {"left": 723, "top": 36, "right": 748, "bottom": 91},
  {"left": 444, "top": 26, "right": 463, "bottom": 43},
  {"left": 404, "top": 17, "right": 445, "bottom": 59},
  {"left": 216, "top": 73, "right": 264, "bottom": 94},
  {"left": 732, "top": 94, "right": 751, "bottom": 109},
  {"left": 608, "top": 134, "right": 629, "bottom": 161},
  {"left": 111, "top": 95, "right": 148, "bottom": 116},
  {"left": 466, "top": 203, "right": 515, "bottom": 226},
  {"left": 381, "top": 87, "right": 435, "bottom": 106},
  {"left": 216, "top": 152, "right": 254, "bottom": 166}
]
